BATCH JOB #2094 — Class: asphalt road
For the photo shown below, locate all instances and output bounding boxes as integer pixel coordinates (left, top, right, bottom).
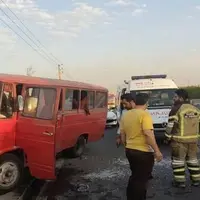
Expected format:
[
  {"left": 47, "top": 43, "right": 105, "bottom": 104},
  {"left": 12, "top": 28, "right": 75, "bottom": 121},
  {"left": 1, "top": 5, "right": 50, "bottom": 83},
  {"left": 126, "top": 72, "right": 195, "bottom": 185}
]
[
  {"left": 1, "top": 128, "right": 200, "bottom": 200},
  {"left": 43, "top": 128, "right": 200, "bottom": 200}
]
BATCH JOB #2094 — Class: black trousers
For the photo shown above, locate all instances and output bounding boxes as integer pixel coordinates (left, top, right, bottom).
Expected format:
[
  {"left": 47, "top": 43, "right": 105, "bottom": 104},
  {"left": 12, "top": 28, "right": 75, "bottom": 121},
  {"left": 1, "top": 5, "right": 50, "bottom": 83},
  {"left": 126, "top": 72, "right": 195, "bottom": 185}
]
[{"left": 126, "top": 148, "right": 154, "bottom": 200}]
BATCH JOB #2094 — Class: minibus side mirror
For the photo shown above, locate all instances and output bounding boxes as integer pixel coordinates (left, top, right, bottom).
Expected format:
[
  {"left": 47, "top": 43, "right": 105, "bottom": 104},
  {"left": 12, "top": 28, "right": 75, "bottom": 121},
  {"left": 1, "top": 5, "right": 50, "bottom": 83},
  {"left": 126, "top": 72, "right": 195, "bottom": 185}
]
[{"left": 17, "top": 95, "right": 24, "bottom": 111}]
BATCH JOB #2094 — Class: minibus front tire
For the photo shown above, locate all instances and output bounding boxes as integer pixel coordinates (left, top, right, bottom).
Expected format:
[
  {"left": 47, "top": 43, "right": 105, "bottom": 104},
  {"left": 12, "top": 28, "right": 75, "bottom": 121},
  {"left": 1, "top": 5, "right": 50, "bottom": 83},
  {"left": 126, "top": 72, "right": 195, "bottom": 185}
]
[
  {"left": 0, "top": 153, "right": 23, "bottom": 192},
  {"left": 71, "top": 136, "right": 86, "bottom": 158}
]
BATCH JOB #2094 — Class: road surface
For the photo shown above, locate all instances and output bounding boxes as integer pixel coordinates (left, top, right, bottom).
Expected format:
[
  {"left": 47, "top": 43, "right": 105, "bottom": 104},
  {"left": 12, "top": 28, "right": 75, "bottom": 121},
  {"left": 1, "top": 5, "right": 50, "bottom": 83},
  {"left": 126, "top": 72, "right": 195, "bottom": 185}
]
[
  {"left": 1, "top": 127, "right": 200, "bottom": 200},
  {"left": 43, "top": 128, "right": 200, "bottom": 200}
]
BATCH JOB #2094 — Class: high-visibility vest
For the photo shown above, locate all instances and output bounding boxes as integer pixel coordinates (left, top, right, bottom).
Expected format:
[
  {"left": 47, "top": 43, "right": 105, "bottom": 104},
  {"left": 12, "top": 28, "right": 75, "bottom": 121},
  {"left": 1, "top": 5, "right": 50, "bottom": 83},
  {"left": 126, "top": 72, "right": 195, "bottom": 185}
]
[{"left": 165, "top": 103, "right": 200, "bottom": 143}]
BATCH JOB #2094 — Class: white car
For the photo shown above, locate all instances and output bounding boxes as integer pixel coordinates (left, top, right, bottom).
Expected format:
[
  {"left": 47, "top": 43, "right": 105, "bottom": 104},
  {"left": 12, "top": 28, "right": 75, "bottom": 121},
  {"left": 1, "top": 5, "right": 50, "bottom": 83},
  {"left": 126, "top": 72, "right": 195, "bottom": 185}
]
[{"left": 106, "top": 110, "right": 118, "bottom": 127}]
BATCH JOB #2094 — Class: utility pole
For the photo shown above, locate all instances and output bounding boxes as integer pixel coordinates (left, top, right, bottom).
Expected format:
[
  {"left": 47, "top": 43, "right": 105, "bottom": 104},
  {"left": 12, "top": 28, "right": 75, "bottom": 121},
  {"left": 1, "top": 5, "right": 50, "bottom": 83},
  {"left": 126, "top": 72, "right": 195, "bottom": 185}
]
[{"left": 58, "top": 64, "right": 64, "bottom": 80}]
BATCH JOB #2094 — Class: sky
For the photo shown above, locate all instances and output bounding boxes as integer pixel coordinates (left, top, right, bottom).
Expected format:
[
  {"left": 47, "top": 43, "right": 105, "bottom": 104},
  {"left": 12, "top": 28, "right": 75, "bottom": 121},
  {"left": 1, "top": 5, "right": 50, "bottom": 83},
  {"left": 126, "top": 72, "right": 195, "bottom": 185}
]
[{"left": 0, "top": 0, "right": 200, "bottom": 91}]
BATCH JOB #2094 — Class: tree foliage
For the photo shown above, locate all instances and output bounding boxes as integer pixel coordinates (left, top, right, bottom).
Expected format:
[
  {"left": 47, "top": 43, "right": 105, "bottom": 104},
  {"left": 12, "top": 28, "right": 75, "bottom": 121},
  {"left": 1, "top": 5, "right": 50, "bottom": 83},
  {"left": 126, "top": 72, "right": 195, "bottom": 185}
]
[{"left": 181, "top": 86, "right": 200, "bottom": 99}]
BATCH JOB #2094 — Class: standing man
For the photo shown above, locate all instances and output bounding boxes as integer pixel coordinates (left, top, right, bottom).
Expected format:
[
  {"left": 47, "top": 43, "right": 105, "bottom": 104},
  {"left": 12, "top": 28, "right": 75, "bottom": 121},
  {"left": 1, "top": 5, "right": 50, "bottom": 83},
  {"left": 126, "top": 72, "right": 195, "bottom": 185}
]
[
  {"left": 165, "top": 89, "right": 200, "bottom": 188},
  {"left": 120, "top": 93, "right": 162, "bottom": 200},
  {"left": 116, "top": 93, "right": 135, "bottom": 147}
]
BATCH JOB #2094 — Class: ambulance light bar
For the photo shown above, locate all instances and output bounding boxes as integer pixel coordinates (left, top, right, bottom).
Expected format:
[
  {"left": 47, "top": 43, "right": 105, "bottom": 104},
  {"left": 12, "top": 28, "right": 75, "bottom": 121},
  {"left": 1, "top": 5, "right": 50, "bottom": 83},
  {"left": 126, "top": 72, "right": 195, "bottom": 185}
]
[{"left": 131, "top": 74, "right": 167, "bottom": 80}]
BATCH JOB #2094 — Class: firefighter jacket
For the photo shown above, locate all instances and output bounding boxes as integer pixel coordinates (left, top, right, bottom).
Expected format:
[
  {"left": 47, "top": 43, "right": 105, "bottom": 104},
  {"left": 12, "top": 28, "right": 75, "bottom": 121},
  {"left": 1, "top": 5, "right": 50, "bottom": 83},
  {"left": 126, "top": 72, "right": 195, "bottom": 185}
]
[{"left": 165, "top": 102, "right": 200, "bottom": 143}]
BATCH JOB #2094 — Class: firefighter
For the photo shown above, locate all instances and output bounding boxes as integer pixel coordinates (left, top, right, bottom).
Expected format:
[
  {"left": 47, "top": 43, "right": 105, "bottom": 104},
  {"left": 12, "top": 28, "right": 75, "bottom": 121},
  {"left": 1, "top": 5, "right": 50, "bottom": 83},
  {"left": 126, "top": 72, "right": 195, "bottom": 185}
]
[{"left": 165, "top": 89, "right": 200, "bottom": 188}]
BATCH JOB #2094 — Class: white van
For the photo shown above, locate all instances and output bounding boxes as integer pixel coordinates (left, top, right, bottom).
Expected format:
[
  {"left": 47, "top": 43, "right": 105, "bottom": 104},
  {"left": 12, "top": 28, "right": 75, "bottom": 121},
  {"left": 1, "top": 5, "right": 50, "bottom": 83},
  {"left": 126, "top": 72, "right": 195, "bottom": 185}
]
[{"left": 125, "top": 75, "right": 178, "bottom": 135}]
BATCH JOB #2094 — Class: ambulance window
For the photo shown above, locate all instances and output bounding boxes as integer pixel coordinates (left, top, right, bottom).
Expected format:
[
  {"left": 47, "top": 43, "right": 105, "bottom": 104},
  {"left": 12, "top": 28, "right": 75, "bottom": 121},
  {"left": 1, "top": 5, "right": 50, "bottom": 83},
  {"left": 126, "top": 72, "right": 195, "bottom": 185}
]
[
  {"left": 64, "top": 89, "right": 80, "bottom": 111},
  {"left": 95, "top": 92, "right": 107, "bottom": 108},
  {"left": 23, "top": 87, "right": 56, "bottom": 119},
  {"left": 0, "top": 83, "right": 14, "bottom": 119}
]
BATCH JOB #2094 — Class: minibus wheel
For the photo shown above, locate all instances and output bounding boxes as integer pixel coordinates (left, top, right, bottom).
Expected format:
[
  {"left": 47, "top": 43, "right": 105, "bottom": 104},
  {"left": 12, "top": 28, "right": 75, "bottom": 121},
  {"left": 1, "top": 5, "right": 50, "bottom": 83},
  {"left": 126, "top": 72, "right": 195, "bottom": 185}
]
[
  {"left": 71, "top": 136, "right": 86, "bottom": 158},
  {"left": 0, "top": 153, "right": 23, "bottom": 192}
]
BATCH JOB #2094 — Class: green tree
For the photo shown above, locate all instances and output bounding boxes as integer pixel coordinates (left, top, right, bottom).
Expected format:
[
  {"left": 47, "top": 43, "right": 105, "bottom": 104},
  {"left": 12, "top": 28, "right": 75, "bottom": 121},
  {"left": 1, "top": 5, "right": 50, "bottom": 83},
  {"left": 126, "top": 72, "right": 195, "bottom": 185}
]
[{"left": 181, "top": 86, "right": 200, "bottom": 99}]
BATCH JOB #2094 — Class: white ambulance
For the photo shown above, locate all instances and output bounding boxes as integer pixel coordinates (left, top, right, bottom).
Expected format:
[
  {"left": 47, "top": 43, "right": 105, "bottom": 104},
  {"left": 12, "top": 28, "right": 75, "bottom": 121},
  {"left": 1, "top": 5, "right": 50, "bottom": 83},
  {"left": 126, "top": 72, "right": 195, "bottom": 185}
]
[{"left": 125, "top": 75, "right": 178, "bottom": 135}]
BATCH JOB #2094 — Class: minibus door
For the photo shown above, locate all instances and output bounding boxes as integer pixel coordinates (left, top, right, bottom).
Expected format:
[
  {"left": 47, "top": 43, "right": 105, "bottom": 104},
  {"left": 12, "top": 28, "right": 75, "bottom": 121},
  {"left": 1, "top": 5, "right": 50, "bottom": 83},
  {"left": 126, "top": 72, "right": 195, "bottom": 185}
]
[
  {"left": 0, "top": 82, "right": 16, "bottom": 152},
  {"left": 16, "top": 86, "right": 57, "bottom": 180}
]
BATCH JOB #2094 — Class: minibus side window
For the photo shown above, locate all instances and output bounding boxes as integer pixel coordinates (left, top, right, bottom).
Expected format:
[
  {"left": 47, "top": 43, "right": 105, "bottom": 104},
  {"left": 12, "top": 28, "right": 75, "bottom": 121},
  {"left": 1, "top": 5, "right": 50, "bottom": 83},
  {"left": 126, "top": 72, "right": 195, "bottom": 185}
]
[
  {"left": 88, "top": 91, "right": 95, "bottom": 109},
  {"left": 95, "top": 92, "right": 107, "bottom": 108},
  {"left": 23, "top": 87, "right": 56, "bottom": 120},
  {"left": 80, "top": 90, "right": 91, "bottom": 115},
  {"left": 64, "top": 89, "right": 79, "bottom": 111},
  {"left": 0, "top": 83, "right": 14, "bottom": 119},
  {"left": 16, "top": 84, "right": 23, "bottom": 95},
  {"left": 80, "top": 90, "right": 88, "bottom": 110},
  {"left": 58, "top": 89, "right": 63, "bottom": 111},
  {"left": 80, "top": 91, "right": 95, "bottom": 109}
]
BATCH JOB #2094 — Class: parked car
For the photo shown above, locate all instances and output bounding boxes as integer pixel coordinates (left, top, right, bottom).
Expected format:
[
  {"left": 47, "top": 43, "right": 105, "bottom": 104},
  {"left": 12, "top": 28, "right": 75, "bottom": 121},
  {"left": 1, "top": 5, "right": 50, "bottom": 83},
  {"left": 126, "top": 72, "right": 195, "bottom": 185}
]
[{"left": 106, "top": 108, "right": 118, "bottom": 127}]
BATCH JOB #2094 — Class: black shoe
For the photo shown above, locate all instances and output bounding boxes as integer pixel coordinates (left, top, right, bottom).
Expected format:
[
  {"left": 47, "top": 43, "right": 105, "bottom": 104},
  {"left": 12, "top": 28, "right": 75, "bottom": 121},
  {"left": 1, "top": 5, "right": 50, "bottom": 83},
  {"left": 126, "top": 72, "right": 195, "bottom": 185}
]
[
  {"left": 172, "top": 181, "right": 186, "bottom": 188},
  {"left": 192, "top": 181, "right": 200, "bottom": 187}
]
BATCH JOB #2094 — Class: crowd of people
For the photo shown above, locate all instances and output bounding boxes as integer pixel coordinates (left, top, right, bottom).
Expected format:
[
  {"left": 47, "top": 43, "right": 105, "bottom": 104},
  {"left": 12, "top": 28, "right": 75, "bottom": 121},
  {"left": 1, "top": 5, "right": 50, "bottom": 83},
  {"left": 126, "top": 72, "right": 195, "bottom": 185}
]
[{"left": 116, "top": 89, "right": 200, "bottom": 200}]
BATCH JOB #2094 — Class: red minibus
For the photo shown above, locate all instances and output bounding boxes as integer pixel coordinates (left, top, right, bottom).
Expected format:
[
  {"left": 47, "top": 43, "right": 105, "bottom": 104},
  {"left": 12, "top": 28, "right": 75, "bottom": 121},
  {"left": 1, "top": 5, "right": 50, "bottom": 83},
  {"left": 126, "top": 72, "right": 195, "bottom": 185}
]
[{"left": 0, "top": 73, "right": 108, "bottom": 192}]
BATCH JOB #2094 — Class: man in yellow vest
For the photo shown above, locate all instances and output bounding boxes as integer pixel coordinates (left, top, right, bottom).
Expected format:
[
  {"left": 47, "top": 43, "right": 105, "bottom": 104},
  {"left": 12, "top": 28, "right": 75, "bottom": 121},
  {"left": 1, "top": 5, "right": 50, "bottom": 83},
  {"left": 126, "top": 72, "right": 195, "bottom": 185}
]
[{"left": 165, "top": 89, "right": 200, "bottom": 188}]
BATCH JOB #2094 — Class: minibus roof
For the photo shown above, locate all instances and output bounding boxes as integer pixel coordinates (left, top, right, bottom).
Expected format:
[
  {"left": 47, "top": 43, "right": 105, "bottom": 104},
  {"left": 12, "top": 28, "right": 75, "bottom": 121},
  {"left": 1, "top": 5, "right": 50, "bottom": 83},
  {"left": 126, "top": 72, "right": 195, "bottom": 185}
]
[{"left": 0, "top": 73, "right": 108, "bottom": 91}]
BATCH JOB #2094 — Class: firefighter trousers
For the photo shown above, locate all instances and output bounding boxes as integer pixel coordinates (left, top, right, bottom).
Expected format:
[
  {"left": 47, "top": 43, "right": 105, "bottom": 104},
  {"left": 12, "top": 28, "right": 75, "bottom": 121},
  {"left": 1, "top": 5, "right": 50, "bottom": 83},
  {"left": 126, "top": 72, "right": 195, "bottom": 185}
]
[{"left": 171, "top": 141, "right": 200, "bottom": 183}]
